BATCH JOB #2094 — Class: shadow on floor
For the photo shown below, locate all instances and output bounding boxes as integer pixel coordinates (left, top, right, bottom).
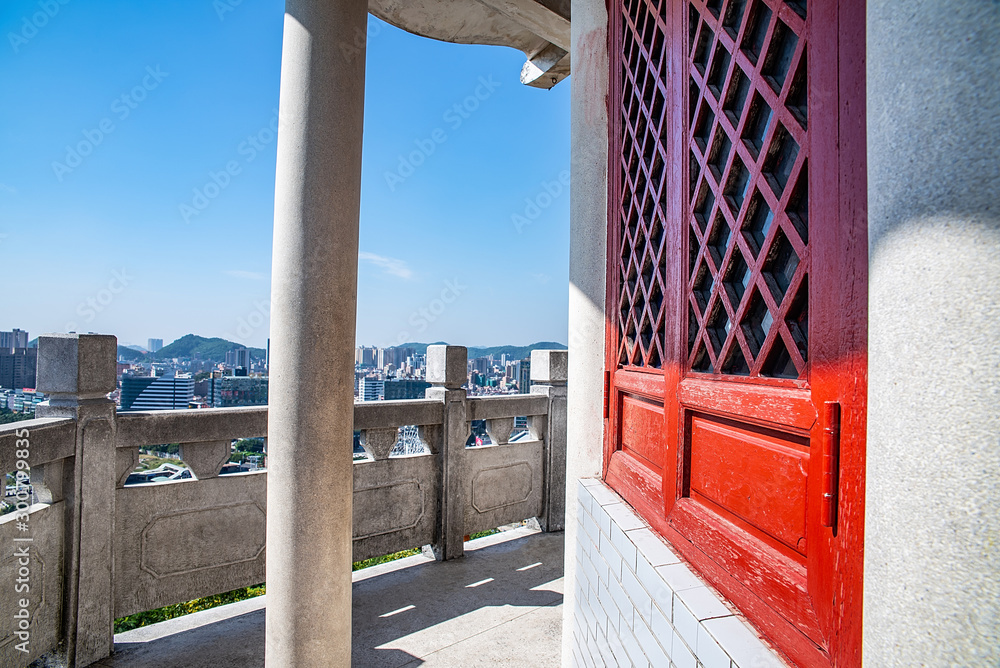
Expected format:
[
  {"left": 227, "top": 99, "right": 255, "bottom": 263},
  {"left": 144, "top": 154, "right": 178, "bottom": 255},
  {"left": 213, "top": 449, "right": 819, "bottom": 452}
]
[{"left": 94, "top": 527, "right": 564, "bottom": 668}]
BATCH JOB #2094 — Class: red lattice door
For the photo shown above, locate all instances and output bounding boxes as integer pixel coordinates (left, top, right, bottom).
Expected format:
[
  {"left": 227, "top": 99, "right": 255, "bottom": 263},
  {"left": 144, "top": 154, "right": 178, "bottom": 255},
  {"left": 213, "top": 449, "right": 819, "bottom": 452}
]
[{"left": 604, "top": 0, "right": 867, "bottom": 665}]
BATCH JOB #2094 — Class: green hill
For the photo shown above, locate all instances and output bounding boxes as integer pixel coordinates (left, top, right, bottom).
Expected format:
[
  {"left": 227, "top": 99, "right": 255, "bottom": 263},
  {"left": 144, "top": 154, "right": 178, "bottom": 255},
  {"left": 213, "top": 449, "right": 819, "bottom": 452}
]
[
  {"left": 115, "top": 335, "right": 265, "bottom": 363},
  {"left": 152, "top": 335, "right": 266, "bottom": 361},
  {"left": 116, "top": 346, "right": 146, "bottom": 362}
]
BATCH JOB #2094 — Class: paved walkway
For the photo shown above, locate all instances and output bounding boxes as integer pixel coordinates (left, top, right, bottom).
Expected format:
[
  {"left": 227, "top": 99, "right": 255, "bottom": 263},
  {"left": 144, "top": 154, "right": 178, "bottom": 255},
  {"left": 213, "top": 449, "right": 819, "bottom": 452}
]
[{"left": 93, "top": 527, "right": 564, "bottom": 667}]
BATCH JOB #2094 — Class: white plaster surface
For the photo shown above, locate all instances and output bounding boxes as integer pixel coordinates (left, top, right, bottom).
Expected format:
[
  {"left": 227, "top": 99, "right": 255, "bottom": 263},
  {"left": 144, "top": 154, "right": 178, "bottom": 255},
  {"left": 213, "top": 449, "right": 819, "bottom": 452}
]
[
  {"left": 565, "top": 0, "right": 611, "bottom": 660},
  {"left": 865, "top": 1, "right": 1000, "bottom": 665}
]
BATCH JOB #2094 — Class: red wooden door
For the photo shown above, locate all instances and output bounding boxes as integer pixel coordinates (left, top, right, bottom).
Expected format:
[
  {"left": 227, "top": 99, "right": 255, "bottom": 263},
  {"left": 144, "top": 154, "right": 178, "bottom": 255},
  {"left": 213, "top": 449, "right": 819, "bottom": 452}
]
[{"left": 603, "top": 1, "right": 866, "bottom": 666}]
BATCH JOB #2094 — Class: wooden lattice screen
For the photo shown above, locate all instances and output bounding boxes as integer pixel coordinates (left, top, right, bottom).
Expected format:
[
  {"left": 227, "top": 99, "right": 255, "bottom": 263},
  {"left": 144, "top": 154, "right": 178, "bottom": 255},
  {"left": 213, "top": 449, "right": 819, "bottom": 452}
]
[
  {"left": 685, "top": 0, "right": 809, "bottom": 379},
  {"left": 614, "top": 0, "right": 669, "bottom": 369}
]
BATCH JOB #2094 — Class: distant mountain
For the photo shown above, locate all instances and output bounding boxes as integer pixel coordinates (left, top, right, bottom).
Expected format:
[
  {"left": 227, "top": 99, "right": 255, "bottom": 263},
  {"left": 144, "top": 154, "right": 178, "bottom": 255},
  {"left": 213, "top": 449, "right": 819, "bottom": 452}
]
[
  {"left": 469, "top": 342, "right": 567, "bottom": 360},
  {"left": 115, "top": 335, "right": 265, "bottom": 363},
  {"left": 394, "top": 342, "right": 447, "bottom": 355},
  {"left": 396, "top": 341, "right": 567, "bottom": 360},
  {"left": 151, "top": 335, "right": 266, "bottom": 361},
  {"left": 117, "top": 346, "right": 146, "bottom": 362}
]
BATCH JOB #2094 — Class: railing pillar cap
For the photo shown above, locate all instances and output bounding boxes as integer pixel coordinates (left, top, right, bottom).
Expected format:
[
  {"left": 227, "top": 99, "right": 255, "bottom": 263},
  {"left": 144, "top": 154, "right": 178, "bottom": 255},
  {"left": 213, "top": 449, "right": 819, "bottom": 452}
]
[
  {"left": 530, "top": 349, "right": 568, "bottom": 384},
  {"left": 36, "top": 333, "right": 117, "bottom": 398},
  {"left": 426, "top": 345, "right": 467, "bottom": 389}
]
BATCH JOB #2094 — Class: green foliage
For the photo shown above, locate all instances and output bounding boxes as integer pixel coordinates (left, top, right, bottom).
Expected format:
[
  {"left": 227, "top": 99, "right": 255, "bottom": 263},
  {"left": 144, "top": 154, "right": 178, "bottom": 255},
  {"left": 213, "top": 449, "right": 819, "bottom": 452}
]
[
  {"left": 467, "top": 529, "right": 500, "bottom": 540},
  {"left": 234, "top": 438, "right": 264, "bottom": 453},
  {"left": 113, "top": 547, "right": 429, "bottom": 633},
  {"left": 351, "top": 548, "right": 421, "bottom": 571},
  {"left": 114, "top": 584, "right": 266, "bottom": 633},
  {"left": 152, "top": 334, "right": 265, "bottom": 361},
  {"left": 117, "top": 335, "right": 266, "bottom": 364},
  {"left": 115, "top": 346, "right": 145, "bottom": 362},
  {"left": 0, "top": 408, "right": 34, "bottom": 425}
]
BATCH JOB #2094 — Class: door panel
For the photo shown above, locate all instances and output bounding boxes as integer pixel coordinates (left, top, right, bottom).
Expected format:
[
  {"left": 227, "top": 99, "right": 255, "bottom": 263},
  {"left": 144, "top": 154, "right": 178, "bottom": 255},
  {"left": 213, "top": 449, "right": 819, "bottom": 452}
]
[
  {"left": 604, "top": 0, "right": 866, "bottom": 666},
  {"left": 689, "top": 413, "right": 809, "bottom": 557}
]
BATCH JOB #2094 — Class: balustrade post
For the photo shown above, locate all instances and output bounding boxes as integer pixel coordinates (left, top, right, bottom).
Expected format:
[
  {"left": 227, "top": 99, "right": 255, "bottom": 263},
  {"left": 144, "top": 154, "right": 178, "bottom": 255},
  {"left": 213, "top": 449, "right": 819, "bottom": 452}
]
[
  {"left": 35, "top": 333, "right": 118, "bottom": 667},
  {"left": 425, "top": 345, "right": 469, "bottom": 560},
  {"left": 530, "top": 349, "right": 568, "bottom": 532}
]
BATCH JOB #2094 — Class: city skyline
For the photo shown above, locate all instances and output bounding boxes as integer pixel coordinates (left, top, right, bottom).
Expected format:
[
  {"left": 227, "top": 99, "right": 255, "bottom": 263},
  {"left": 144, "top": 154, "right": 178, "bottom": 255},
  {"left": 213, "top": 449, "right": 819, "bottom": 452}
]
[{"left": 1, "top": 2, "right": 570, "bottom": 349}]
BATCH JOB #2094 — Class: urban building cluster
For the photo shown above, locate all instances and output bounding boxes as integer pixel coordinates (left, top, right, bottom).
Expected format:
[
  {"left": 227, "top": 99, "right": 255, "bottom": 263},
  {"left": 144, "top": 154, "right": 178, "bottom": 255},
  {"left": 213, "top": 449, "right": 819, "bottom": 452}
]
[
  {"left": 1, "top": 330, "right": 539, "bottom": 416},
  {"left": 0, "top": 328, "right": 37, "bottom": 395},
  {"left": 353, "top": 345, "right": 532, "bottom": 401},
  {"left": 118, "top": 343, "right": 269, "bottom": 411}
]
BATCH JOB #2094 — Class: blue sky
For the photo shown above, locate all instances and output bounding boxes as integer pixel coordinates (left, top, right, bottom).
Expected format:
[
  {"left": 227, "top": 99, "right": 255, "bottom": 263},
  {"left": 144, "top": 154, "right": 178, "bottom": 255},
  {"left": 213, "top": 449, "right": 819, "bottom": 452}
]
[{"left": 0, "top": 0, "right": 570, "bottom": 349}]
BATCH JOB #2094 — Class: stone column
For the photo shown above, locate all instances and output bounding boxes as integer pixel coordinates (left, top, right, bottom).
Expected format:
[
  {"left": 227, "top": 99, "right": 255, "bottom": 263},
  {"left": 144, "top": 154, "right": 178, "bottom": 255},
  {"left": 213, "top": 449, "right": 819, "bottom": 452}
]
[
  {"left": 565, "top": 0, "right": 610, "bottom": 662},
  {"left": 35, "top": 334, "right": 118, "bottom": 668},
  {"left": 265, "top": 0, "right": 368, "bottom": 664},
  {"left": 530, "top": 349, "right": 568, "bottom": 532},
  {"left": 864, "top": 2, "right": 1000, "bottom": 665},
  {"left": 425, "top": 345, "right": 469, "bottom": 561}
]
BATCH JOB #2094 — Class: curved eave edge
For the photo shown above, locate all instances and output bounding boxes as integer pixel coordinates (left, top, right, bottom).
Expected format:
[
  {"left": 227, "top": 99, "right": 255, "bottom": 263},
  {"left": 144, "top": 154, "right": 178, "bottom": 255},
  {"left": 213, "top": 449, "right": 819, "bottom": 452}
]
[{"left": 369, "top": 0, "right": 570, "bottom": 89}]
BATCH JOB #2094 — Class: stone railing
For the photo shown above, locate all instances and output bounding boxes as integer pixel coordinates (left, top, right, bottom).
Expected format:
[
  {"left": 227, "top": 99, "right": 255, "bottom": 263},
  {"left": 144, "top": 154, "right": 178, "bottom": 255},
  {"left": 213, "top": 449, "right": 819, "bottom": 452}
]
[{"left": 0, "top": 334, "right": 566, "bottom": 668}]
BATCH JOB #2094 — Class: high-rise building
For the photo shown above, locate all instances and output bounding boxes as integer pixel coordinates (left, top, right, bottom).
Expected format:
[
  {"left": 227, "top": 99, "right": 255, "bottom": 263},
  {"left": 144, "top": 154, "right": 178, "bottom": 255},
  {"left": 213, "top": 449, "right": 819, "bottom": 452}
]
[
  {"left": 0, "top": 329, "right": 29, "bottom": 350},
  {"left": 210, "top": 376, "right": 269, "bottom": 407},
  {"left": 147, "top": 338, "right": 163, "bottom": 353},
  {"left": 383, "top": 379, "right": 430, "bottom": 400},
  {"left": 358, "top": 377, "right": 384, "bottom": 401},
  {"left": 355, "top": 346, "right": 377, "bottom": 367},
  {"left": 120, "top": 374, "right": 195, "bottom": 411},
  {"left": 0, "top": 348, "right": 37, "bottom": 390},
  {"left": 517, "top": 358, "right": 531, "bottom": 394},
  {"left": 225, "top": 346, "right": 251, "bottom": 371},
  {"left": 471, "top": 357, "right": 489, "bottom": 375}
]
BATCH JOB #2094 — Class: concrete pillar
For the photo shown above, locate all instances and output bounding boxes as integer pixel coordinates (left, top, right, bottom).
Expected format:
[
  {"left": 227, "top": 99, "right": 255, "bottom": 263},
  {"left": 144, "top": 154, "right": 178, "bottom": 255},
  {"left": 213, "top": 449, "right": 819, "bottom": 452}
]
[
  {"left": 425, "top": 345, "right": 469, "bottom": 561},
  {"left": 530, "top": 349, "right": 568, "bottom": 532},
  {"left": 864, "top": 2, "right": 1000, "bottom": 665},
  {"left": 35, "top": 333, "right": 118, "bottom": 667},
  {"left": 265, "top": 0, "right": 367, "bottom": 664},
  {"left": 564, "top": 0, "right": 609, "bottom": 663}
]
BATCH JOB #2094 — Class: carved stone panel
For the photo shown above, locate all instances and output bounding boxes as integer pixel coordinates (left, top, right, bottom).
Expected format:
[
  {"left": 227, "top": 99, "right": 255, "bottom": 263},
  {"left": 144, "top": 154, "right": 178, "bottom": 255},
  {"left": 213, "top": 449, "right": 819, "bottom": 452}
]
[
  {"left": 463, "top": 440, "right": 543, "bottom": 535},
  {"left": 115, "top": 473, "right": 267, "bottom": 617}
]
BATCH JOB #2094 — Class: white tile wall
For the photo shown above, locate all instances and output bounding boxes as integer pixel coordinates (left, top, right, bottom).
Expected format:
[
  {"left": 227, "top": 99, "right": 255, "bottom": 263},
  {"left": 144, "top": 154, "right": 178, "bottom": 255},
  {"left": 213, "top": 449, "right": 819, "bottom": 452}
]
[{"left": 571, "top": 480, "right": 787, "bottom": 668}]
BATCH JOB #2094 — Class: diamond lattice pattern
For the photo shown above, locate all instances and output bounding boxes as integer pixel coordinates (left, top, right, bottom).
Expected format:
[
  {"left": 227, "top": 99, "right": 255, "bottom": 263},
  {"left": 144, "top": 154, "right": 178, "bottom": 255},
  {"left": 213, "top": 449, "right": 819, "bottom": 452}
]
[
  {"left": 616, "top": 0, "right": 668, "bottom": 369},
  {"left": 686, "top": 0, "right": 809, "bottom": 378}
]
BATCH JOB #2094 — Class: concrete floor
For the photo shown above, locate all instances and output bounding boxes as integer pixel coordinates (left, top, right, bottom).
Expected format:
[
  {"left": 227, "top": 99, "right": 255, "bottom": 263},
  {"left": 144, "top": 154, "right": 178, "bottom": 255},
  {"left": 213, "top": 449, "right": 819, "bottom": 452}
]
[{"left": 92, "top": 526, "right": 564, "bottom": 667}]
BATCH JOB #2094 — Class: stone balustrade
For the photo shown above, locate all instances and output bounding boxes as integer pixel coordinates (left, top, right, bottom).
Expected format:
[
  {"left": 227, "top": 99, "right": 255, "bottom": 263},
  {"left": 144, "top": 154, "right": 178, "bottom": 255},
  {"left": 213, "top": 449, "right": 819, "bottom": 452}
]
[{"left": 0, "top": 335, "right": 567, "bottom": 668}]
